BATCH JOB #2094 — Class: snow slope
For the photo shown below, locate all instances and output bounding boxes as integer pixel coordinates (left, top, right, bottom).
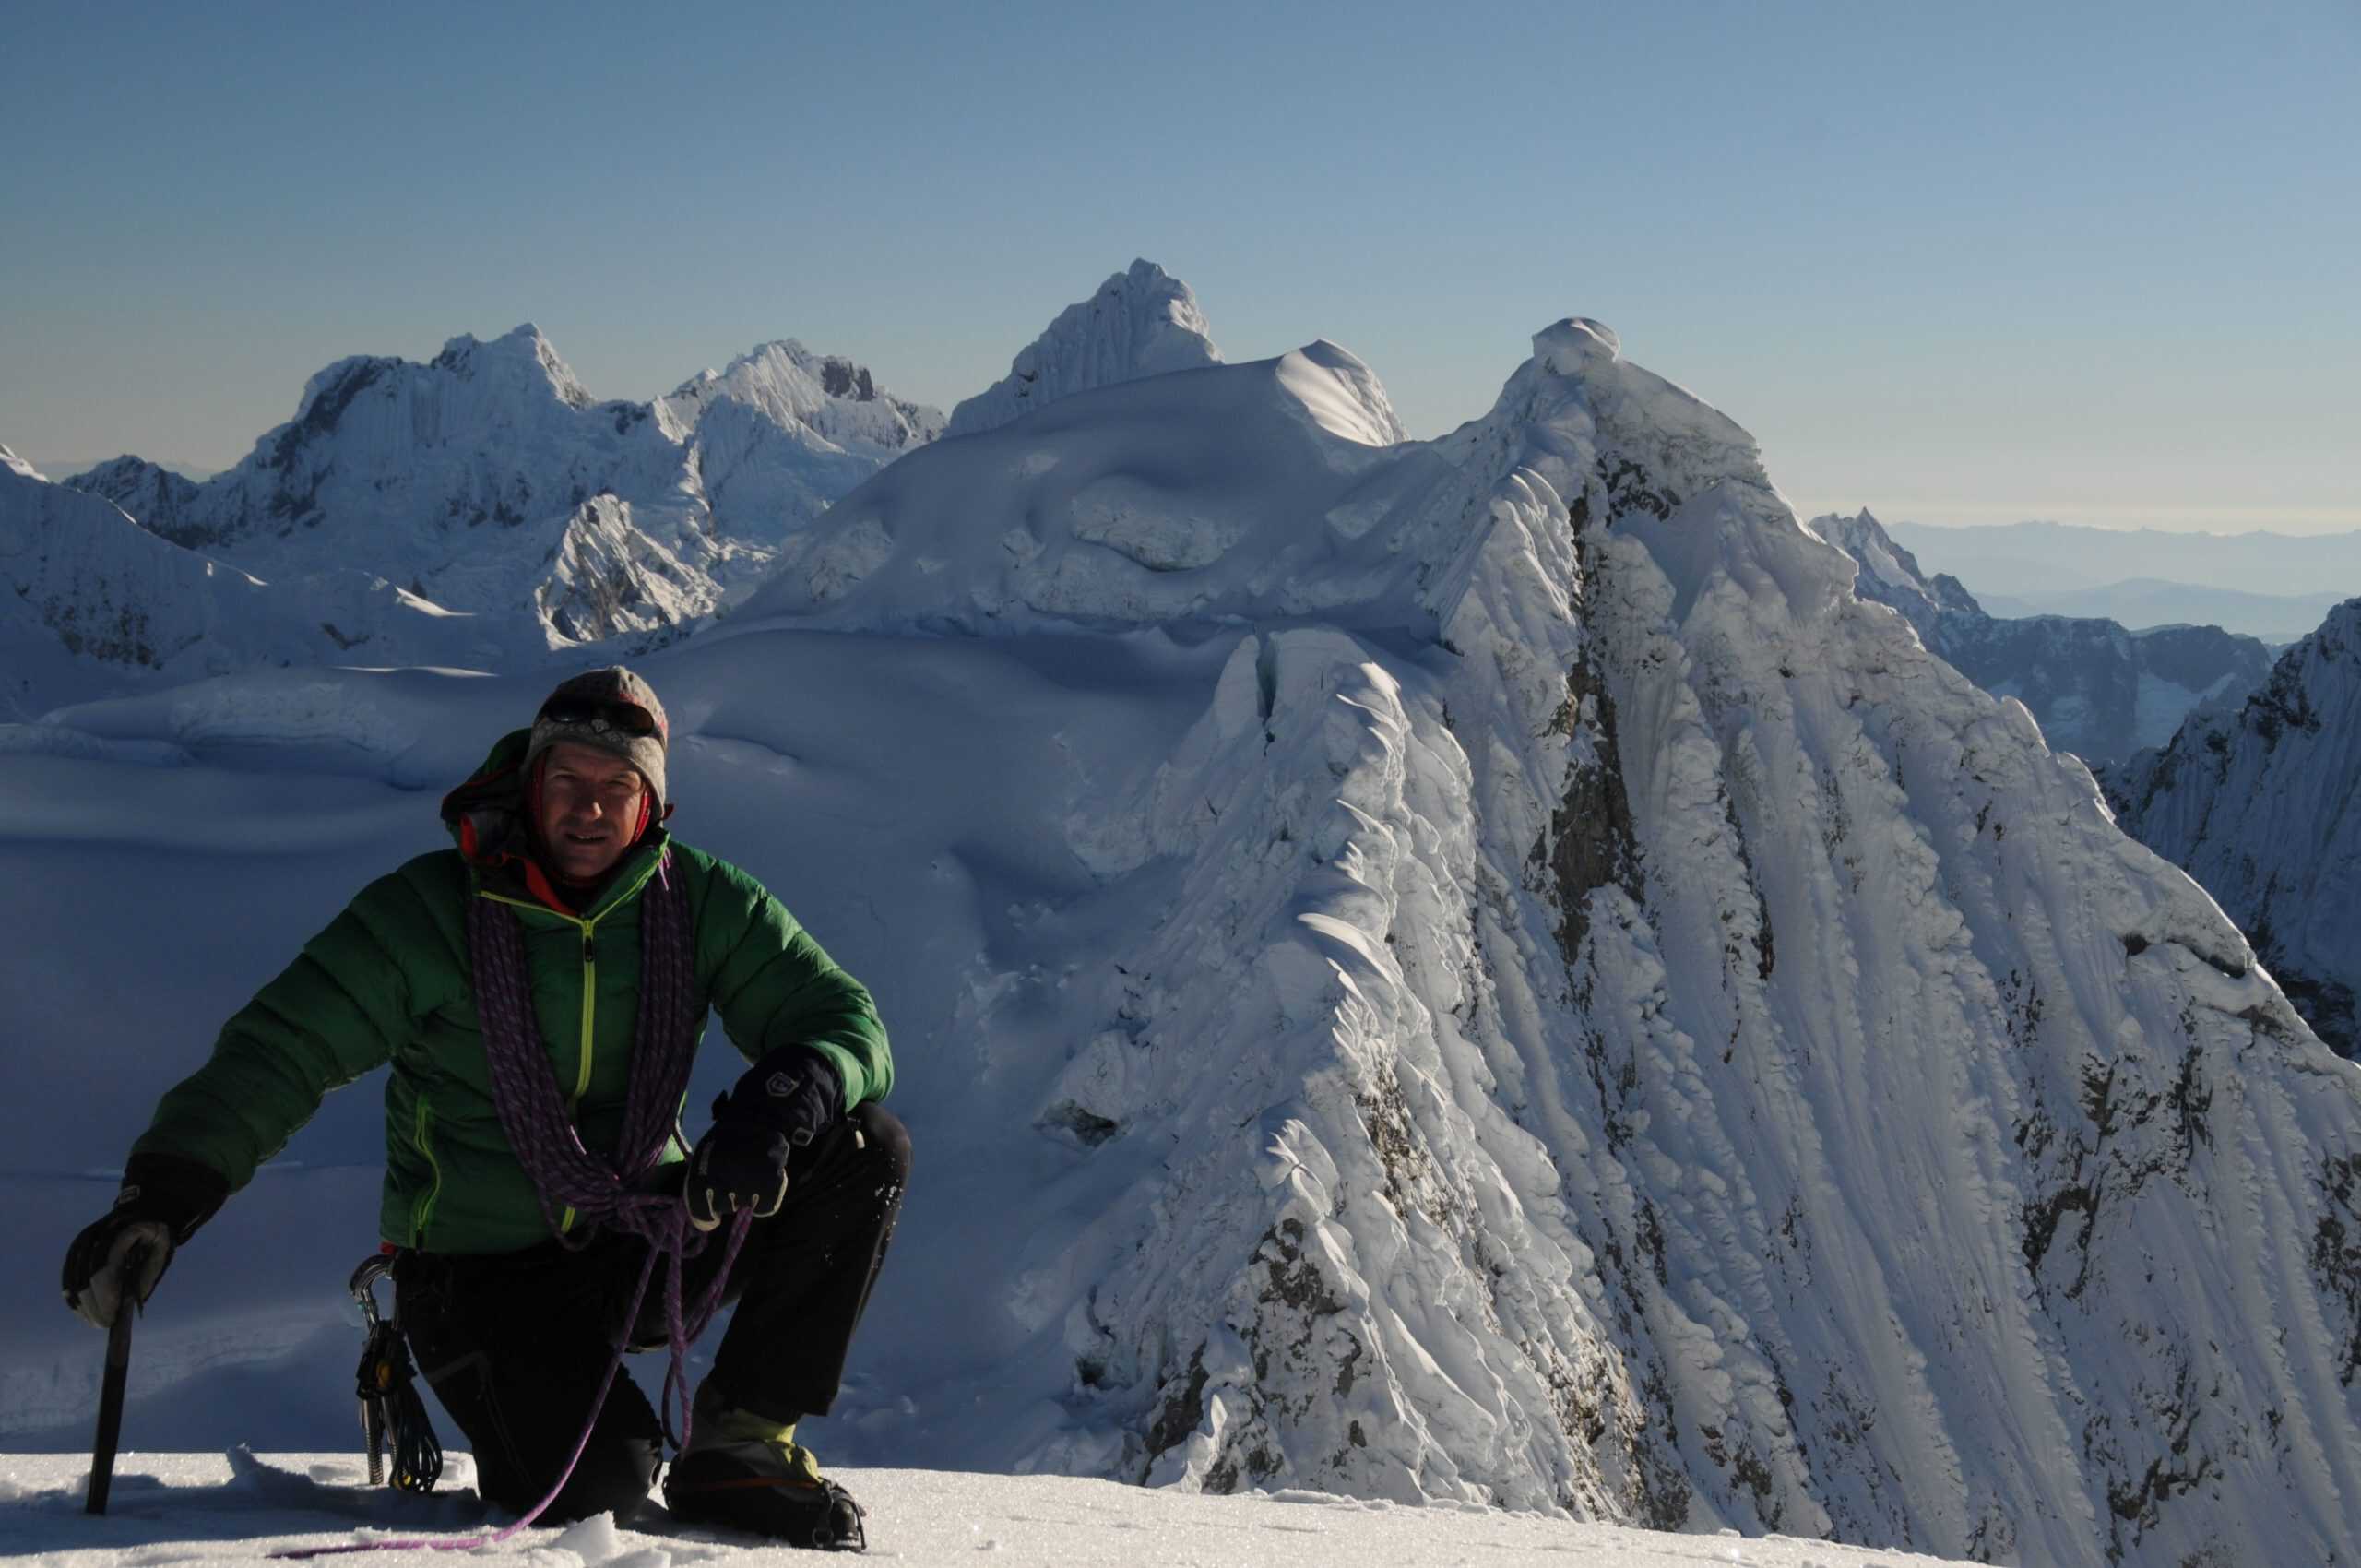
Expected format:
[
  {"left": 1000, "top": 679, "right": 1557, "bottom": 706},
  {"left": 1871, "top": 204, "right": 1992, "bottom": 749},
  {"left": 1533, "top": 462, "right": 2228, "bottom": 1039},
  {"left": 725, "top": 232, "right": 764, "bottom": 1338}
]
[
  {"left": 943, "top": 260, "right": 1228, "bottom": 439},
  {"left": 1811, "top": 509, "right": 2271, "bottom": 762},
  {"left": 2104, "top": 600, "right": 2361, "bottom": 1056},
  {"left": 1, "top": 1452, "right": 1988, "bottom": 1567},
  {"left": 7, "top": 314, "right": 2359, "bottom": 1568}
]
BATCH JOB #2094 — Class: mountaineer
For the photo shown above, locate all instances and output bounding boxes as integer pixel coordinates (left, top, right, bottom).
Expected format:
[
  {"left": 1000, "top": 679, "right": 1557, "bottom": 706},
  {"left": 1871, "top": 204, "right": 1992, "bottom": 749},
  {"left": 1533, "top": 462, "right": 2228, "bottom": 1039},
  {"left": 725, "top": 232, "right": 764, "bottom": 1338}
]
[{"left": 62, "top": 666, "right": 906, "bottom": 1550}]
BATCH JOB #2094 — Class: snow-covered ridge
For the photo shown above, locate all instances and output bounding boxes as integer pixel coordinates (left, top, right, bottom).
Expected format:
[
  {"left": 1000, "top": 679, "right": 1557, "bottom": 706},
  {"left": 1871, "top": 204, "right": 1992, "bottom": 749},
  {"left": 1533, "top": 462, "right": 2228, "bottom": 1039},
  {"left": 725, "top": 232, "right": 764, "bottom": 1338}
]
[
  {"left": 944, "top": 259, "right": 1227, "bottom": 439},
  {"left": 1809, "top": 508, "right": 2272, "bottom": 762},
  {"left": 727, "top": 315, "right": 2361, "bottom": 1566},
  {"left": 2104, "top": 598, "right": 2361, "bottom": 1055},
  {"left": 1, "top": 443, "right": 43, "bottom": 481}
]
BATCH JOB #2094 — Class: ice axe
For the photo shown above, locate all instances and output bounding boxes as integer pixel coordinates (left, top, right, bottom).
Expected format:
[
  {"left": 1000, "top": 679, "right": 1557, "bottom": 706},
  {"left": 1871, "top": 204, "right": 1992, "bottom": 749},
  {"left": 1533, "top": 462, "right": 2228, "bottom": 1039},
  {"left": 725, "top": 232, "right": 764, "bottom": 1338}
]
[{"left": 86, "top": 1240, "right": 151, "bottom": 1516}]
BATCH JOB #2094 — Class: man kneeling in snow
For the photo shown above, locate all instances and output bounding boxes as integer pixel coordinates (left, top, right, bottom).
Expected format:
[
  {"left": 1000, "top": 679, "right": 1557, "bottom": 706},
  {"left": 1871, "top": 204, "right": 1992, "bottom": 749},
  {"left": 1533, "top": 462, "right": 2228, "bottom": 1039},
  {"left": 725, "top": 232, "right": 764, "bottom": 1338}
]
[{"left": 62, "top": 666, "right": 908, "bottom": 1550}]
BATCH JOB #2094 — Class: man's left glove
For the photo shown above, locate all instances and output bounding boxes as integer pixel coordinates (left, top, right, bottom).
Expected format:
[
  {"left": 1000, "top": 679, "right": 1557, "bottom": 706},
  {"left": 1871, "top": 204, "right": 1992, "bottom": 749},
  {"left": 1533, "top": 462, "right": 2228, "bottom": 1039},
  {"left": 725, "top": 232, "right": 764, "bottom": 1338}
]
[
  {"left": 683, "top": 1047, "right": 842, "bottom": 1233},
  {"left": 63, "top": 1152, "right": 230, "bottom": 1328}
]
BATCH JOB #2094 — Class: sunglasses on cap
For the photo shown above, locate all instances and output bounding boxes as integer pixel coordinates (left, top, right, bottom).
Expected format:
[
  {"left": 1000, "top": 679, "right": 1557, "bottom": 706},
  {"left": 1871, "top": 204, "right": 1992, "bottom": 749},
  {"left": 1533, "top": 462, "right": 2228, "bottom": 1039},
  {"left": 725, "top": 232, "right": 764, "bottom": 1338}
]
[{"left": 539, "top": 699, "right": 663, "bottom": 739}]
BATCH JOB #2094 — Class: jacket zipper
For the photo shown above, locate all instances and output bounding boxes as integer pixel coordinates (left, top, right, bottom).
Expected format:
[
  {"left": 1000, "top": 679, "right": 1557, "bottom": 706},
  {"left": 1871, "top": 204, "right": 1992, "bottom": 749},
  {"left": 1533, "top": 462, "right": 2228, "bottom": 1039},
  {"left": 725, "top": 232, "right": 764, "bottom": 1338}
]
[
  {"left": 561, "top": 918, "right": 601, "bottom": 1234},
  {"left": 410, "top": 1098, "right": 444, "bottom": 1248}
]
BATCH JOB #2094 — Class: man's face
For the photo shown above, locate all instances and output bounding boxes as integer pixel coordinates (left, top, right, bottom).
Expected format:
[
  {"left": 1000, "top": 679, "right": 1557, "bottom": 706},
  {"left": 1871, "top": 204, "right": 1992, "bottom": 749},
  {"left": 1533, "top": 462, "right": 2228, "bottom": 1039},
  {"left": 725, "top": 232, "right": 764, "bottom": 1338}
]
[{"left": 536, "top": 742, "right": 647, "bottom": 884}]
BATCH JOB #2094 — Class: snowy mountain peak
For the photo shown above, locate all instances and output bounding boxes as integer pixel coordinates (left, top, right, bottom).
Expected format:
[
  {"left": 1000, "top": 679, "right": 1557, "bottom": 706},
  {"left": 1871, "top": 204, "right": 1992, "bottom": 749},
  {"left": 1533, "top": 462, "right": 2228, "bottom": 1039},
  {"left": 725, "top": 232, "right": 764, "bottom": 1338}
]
[
  {"left": 944, "top": 258, "right": 1225, "bottom": 438},
  {"left": 61, "top": 455, "right": 205, "bottom": 543},
  {"left": 1516, "top": 317, "right": 1757, "bottom": 481},
  {"left": 1534, "top": 315, "right": 1622, "bottom": 370},
  {"left": 661, "top": 339, "right": 943, "bottom": 461},
  {"left": 1806, "top": 508, "right": 1984, "bottom": 623},
  {"left": 0, "top": 443, "right": 42, "bottom": 481},
  {"left": 422, "top": 323, "right": 594, "bottom": 410}
]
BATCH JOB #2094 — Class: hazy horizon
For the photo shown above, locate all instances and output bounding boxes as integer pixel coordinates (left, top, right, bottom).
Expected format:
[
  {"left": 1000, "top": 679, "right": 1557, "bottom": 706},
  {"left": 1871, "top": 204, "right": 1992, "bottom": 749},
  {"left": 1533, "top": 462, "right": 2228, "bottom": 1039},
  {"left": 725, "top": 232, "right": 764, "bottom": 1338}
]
[{"left": 1791, "top": 503, "right": 2361, "bottom": 538}]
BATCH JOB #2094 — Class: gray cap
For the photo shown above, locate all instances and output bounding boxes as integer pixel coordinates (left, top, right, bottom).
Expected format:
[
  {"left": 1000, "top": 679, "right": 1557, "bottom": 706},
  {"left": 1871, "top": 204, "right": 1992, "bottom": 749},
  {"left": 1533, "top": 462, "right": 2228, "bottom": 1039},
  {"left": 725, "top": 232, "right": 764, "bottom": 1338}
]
[{"left": 524, "top": 666, "right": 670, "bottom": 811}]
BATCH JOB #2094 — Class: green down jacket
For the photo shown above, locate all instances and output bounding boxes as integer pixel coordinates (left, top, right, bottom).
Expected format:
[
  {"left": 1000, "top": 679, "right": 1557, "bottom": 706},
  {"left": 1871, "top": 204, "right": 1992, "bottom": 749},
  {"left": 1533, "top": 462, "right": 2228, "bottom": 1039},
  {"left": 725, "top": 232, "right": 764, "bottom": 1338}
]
[{"left": 129, "top": 731, "right": 891, "bottom": 1255}]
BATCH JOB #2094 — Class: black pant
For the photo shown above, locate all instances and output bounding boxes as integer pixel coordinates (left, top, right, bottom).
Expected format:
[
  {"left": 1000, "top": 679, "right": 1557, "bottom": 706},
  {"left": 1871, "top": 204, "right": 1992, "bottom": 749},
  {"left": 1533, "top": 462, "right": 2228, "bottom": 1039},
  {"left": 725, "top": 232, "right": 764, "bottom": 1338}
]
[{"left": 394, "top": 1102, "right": 910, "bottom": 1521}]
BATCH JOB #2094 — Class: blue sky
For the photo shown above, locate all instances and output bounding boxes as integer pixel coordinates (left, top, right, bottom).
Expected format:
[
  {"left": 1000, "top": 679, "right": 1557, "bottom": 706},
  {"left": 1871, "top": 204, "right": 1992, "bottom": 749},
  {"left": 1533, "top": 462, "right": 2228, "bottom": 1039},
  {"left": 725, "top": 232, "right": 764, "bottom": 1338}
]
[{"left": 3, "top": 0, "right": 2355, "bottom": 530}]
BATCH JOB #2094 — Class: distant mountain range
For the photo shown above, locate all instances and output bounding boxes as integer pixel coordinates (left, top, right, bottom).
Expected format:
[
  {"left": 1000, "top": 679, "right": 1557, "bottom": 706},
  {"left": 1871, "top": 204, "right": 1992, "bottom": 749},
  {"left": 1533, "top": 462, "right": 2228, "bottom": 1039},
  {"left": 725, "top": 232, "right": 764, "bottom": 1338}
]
[
  {"left": 1976, "top": 581, "right": 2347, "bottom": 645},
  {"left": 1809, "top": 511, "right": 2272, "bottom": 764},
  {"left": 1891, "top": 519, "right": 2361, "bottom": 642},
  {"left": 1, "top": 265, "right": 1218, "bottom": 717}
]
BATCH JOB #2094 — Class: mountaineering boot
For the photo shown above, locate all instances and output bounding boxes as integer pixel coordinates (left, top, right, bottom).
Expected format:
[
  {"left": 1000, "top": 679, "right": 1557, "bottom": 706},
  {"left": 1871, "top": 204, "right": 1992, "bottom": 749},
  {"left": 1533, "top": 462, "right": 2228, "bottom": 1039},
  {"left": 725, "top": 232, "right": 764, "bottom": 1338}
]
[{"left": 664, "top": 1383, "right": 866, "bottom": 1550}]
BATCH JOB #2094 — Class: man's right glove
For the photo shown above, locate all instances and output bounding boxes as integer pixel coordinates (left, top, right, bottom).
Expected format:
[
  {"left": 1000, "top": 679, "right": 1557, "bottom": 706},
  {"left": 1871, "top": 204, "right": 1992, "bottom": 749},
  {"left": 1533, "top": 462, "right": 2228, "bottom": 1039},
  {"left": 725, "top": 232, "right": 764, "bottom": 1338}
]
[
  {"left": 62, "top": 1152, "right": 230, "bottom": 1329},
  {"left": 683, "top": 1047, "right": 841, "bottom": 1232}
]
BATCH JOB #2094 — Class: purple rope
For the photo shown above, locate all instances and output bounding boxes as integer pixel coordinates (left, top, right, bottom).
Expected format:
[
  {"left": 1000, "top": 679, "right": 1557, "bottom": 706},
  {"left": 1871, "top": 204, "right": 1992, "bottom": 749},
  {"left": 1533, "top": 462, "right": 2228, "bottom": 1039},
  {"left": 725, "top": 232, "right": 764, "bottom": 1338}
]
[{"left": 277, "top": 853, "right": 751, "bottom": 1558}]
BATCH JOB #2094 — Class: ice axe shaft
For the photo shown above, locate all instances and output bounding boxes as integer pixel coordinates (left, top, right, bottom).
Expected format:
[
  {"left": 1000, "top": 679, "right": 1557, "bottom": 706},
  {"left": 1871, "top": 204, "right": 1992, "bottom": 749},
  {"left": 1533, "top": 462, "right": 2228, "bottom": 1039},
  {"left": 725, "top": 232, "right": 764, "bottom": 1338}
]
[{"left": 87, "top": 1241, "right": 150, "bottom": 1516}]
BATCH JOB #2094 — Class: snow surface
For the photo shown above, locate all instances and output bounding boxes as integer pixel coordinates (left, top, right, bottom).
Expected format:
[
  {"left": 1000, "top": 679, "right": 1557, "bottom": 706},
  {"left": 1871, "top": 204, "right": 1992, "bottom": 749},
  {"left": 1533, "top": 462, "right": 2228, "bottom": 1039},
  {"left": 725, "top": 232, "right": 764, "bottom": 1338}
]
[
  {"left": 3, "top": 443, "right": 46, "bottom": 481},
  {"left": 8, "top": 302, "right": 2361, "bottom": 1568},
  {"left": 0, "top": 1453, "right": 1985, "bottom": 1567}
]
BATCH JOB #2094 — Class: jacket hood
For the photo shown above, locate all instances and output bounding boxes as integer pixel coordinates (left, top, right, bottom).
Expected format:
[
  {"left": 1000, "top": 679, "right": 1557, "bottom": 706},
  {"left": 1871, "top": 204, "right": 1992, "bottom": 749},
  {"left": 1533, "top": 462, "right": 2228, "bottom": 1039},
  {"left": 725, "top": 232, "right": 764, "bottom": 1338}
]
[{"left": 441, "top": 730, "right": 532, "bottom": 852}]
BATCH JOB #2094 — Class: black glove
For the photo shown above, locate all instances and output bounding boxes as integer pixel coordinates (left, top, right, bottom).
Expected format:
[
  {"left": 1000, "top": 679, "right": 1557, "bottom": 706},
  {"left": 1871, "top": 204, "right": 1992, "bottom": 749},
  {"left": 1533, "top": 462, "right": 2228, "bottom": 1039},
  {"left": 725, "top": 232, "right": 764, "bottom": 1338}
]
[
  {"left": 683, "top": 1048, "right": 841, "bottom": 1233},
  {"left": 63, "top": 1153, "right": 230, "bottom": 1328}
]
